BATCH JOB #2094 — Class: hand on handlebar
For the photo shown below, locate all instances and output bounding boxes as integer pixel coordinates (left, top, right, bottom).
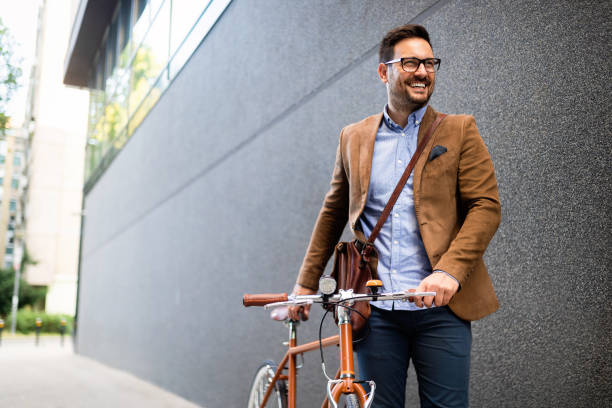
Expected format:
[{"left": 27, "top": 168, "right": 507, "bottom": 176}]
[
  {"left": 287, "top": 284, "right": 316, "bottom": 321},
  {"left": 412, "top": 272, "right": 459, "bottom": 308}
]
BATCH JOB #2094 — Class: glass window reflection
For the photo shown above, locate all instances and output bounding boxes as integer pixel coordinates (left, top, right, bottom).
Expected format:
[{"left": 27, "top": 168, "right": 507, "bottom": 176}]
[
  {"left": 128, "top": 0, "right": 170, "bottom": 120},
  {"left": 84, "top": 0, "right": 232, "bottom": 190}
]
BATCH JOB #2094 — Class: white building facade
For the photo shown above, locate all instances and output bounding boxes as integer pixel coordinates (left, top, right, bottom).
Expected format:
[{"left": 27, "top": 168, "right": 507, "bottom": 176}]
[{"left": 24, "top": 0, "right": 88, "bottom": 315}]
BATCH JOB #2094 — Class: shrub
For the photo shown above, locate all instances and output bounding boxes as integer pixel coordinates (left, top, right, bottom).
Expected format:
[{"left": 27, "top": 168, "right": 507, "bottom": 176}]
[{"left": 5, "top": 308, "right": 74, "bottom": 334}]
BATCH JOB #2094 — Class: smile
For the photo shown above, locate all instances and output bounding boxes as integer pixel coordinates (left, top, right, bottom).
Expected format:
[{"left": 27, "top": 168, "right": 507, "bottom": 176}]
[{"left": 409, "top": 83, "right": 426, "bottom": 88}]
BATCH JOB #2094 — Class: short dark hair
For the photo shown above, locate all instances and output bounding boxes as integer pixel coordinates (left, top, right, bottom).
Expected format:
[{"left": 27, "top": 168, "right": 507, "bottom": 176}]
[{"left": 378, "top": 24, "right": 432, "bottom": 63}]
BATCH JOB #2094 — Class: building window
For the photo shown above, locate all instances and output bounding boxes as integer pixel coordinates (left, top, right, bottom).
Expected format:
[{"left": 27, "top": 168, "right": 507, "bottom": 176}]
[
  {"left": 9, "top": 200, "right": 16, "bottom": 212},
  {"left": 84, "top": 0, "right": 233, "bottom": 189},
  {"left": 13, "top": 155, "right": 21, "bottom": 166},
  {"left": 11, "top": 178, "right": 18, "bottom": 189},
  {"left": 5, "top": 246, "right": 13, "bottom": 255},
  {"left": 135, "top": 0, "right": 147, "bottom": 24},
  {"left": 105, "top": 17, "right": 118, "bottom": 88},
  {"left": 118, "top": 0, "right": 132, "bottom": 61}
]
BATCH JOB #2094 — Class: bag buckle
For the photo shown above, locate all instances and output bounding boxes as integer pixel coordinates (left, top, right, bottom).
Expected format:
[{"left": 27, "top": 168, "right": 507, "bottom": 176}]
[{"left": 358, "top": 241, "right": 372, "bottom": 268}]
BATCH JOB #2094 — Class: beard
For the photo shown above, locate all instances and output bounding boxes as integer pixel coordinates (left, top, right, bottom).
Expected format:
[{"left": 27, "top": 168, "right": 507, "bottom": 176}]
[{"left": 389, "top": 78, "right": 434, "bottom": 110}]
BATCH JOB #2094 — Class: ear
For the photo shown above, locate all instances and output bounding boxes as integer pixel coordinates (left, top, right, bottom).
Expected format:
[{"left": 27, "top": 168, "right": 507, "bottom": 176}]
[{"left": 377, "top": 63, "right": 388, "bottom": 83}]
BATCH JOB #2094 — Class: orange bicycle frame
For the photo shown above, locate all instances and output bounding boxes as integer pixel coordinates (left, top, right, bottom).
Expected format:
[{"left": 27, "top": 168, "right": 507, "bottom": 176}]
[{"left": 257, "top": 313, "right": 369, "bottom": 407}]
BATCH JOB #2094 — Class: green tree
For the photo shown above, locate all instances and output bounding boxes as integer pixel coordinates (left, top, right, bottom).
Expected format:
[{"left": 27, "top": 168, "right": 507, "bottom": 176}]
[
  {"left": 0, "top": 248, "right": 43, "bottom": 317},
  {"left": 0, "top": 269, "right": 47, "bottom": 317},
  {"left": 0, "top": 17, "right": 22, "bottom": 133},
  {"left": 0, "top": 268, "right": 13, "bottom": 316}
]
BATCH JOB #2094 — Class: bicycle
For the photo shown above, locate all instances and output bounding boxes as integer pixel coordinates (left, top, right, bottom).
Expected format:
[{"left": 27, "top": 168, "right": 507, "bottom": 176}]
[{"left": 243, "top": 276, "right": 435, "bottom": 407}]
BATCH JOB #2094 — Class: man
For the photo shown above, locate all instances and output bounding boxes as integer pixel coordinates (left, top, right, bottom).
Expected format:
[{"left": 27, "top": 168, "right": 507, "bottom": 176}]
[{"left": 288, "top": 24, "right": 500, "bottom": 407}]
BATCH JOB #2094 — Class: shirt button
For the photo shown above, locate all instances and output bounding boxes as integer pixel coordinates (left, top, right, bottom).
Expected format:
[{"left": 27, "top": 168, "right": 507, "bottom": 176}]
[
  {"left": 416, "top": 120, "right": 420, "bottom": 125},
  {"left": 392, "top": 269, "right": 397, "bottom": 273},
  {"left": 394, "top": 213, "right": 399, "bottom": 217},
  {"left": 394, "top": 240, "right": 398, "bottom": 245},
  {"left": 401, "top": 133, "right": 405, "bottom": 137},
  {"left": 397, "top": 159, "right": 402, "bottom": 164}
]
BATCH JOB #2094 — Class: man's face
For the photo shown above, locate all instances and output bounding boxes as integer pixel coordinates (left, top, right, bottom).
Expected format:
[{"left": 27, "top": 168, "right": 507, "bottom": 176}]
[{"left": 382, "top": 37, "right": 436, "bottom": 110}]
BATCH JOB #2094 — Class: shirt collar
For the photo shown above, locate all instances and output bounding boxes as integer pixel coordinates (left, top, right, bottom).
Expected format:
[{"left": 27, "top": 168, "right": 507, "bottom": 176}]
[{"left": 383, "top": 104, "right": 428, "bottom": 130}]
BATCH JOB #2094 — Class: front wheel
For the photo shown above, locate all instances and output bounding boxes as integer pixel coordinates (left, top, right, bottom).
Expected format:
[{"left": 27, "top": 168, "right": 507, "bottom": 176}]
[{"left": 247, "top": 360, "right": 287, "bottom": 408}]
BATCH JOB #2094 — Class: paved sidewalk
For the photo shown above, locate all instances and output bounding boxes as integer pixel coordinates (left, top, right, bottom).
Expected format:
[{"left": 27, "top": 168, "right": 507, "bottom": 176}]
[{"left": 0, "top": 336, "right": 201, "bottom": 408}]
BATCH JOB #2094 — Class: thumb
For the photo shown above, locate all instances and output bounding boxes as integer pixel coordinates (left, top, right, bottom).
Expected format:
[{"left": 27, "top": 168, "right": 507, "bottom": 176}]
[
  {"left": 414, "top": 280, "right": 428, "bottom": 307},
  {"left": 405, "top": 288, "right": 416, "bottom": 303}
]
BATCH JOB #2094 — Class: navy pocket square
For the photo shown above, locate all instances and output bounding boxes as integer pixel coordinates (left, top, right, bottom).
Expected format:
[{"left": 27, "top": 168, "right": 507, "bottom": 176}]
[{"left": 428, "top": 145, "right": 447, "bottom": 161}]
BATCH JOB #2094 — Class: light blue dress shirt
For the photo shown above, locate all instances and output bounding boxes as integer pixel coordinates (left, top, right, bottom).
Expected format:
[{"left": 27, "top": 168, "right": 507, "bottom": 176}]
[{"left": 358, "top": 105, "right": 450, "bottom": 311}]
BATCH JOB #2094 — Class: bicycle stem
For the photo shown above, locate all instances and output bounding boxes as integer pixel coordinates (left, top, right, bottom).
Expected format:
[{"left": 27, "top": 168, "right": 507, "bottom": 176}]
[
  {"left": 288, "top": 320, "right": 298, "bottom": 407},
  {"left": 337, "top": 303, "right": 356, "bottom": 382}
]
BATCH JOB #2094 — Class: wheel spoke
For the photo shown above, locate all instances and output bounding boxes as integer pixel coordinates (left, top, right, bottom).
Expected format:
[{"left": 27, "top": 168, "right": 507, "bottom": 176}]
[{"left": 248, "top": 362, "right": 287, "bottom": 408}]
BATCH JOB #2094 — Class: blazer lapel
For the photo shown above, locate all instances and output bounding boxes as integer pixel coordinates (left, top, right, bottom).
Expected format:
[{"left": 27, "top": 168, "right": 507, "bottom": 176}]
[
  {"left": 359, "top": 113, "right": 383, "bottom": 208},
  {"left": 413, "top": 106, "right": 440, "bottom": 194}
]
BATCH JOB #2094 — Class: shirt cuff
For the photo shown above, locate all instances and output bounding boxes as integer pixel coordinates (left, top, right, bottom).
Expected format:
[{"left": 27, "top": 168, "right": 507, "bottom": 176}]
[{"left": 433, "top": 269, "right": 461, "bottom": 288}]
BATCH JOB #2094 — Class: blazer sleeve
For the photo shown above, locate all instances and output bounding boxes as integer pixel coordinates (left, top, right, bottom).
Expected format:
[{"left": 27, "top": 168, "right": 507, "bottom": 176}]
[
  {"left": 433, "top": 116, "right": 501, "bottom": 285},
  {"left": 296, "top": 129, "right": 350, "bottom": 290}
]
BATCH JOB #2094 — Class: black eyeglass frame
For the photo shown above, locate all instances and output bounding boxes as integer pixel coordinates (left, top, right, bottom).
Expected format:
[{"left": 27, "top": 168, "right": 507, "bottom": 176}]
[{"left": 384, "top": 57, "right": 441, "bottom": 73}]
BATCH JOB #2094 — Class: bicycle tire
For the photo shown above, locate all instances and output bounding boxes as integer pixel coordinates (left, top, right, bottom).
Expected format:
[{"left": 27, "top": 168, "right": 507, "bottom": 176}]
[
  {"left": 338, "top": 393, "right": 360, "bottom": 408},
  {"left": 247, "top": 360, "right": 288, "bottom": 408}
]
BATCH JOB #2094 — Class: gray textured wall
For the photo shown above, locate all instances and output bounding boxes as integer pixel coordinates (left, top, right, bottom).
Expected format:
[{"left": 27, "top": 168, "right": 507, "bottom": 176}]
[{"left": 76, "top": 0, "right": 611, "bottom": 407}]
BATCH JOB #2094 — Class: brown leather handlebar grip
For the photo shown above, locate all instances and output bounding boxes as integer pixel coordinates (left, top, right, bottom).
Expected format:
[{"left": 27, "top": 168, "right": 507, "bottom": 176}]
[{"left": 243, "top": 293, "right": 288, "bottom": 307}]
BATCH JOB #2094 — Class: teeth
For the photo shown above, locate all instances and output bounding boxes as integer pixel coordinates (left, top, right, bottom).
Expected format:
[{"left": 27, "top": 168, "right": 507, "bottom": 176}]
[{"left": 411, "top": 83, "right": 426, "bottom": 88}]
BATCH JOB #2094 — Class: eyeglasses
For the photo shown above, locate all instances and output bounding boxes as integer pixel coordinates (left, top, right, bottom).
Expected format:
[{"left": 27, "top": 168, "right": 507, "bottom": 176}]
[{"left": 384, "top": 57, "right": 441, "bottom": 73}]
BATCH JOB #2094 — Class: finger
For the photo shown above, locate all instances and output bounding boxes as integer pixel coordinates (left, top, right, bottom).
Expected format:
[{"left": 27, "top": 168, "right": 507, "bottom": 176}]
[
  {"left": 300, "top": 305, "right": 310, "bottom": 321},
  {"left": 435, "top": 288, "right": 445, "bottom": 307},
  {"left": 444, "top": 290, "right": 453, "bottom": 306},
  {"left": 415, "top": 282, "right": 427, "bottom": 308},
  {"left": 288, "top": 306, "right": 300, "bottom": 321},
  {"left": 414, "top": 295, "right": 423, "bottom": 308},
  {"left": 441, "top": 288, "right": 452, "bottom": 306},
  {"left": 423, "top": 284, "right": 435, "bottom": 307},
  {"left": 405, "top": 288, "right": 415, "bottom": 303},
  {"left": 415, "top": 291, "right": 424, "bottom": 307}
]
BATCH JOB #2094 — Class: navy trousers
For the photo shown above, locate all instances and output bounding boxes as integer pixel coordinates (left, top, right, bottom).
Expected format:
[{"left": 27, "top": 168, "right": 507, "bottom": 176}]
[{"left": 355, "top": 305, "right": 471, "bottom": 407}]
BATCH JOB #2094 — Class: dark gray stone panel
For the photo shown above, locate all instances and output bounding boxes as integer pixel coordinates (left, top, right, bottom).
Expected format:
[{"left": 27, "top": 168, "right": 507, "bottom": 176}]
[
  {"left": 421, "top": 1, "right": 611, "bottom": 406},
  {"left": 77, "top": 0, "right": 611, "bottom": 407}
]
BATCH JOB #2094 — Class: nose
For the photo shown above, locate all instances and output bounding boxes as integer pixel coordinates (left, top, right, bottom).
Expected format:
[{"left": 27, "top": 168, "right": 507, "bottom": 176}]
[{"left": 414, "top": 62, "right": 428, "bottom": 76}]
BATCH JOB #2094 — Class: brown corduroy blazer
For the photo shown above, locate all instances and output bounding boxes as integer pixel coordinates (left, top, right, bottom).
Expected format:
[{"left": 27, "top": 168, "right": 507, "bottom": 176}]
[{"left": 296, "top": 106, "right": 501, "bottom": 321}]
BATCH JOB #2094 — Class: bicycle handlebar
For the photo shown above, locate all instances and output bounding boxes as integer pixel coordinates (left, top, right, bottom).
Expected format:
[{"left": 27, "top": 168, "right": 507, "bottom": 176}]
[
  {"left": 242, "top": 289, "right": 436, "bottom": 309},
  {"left": 243, "top": 292, "right": 289, "bottom": 307}
]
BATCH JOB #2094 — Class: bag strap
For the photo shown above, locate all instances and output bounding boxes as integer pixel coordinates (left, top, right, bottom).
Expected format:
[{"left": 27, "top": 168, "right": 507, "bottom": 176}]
[{"left": 366, "top": 113, "right": 447, "bottom": 245}]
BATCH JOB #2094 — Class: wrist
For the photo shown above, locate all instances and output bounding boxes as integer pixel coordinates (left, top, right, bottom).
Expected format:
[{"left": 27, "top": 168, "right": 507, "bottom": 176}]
[
  {"left": 433, "top": 270, "right": 460, "bottom": 289},
  {"left": 292, "top": 283, "right": 317, "bottom": 295}
]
